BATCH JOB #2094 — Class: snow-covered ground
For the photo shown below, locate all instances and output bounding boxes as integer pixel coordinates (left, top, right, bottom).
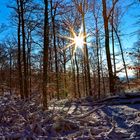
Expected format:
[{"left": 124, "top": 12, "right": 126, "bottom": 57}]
[{"left": 0, "top": 92, "right": 140, "bottom": 139}]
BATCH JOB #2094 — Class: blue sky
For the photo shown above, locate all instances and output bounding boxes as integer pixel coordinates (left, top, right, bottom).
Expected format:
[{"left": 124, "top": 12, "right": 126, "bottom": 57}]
[
  {"left": 0, "top": 0, "right": 139, "bottom": 44},
  {"left": 0, "top": 1, "right": 11, "bottom": 24},
  {"left": 121, "top": 1, "right": 140, "bottom": 48},
  {"left": 0, "top": 0, "right": 12, "bottom": 40}
]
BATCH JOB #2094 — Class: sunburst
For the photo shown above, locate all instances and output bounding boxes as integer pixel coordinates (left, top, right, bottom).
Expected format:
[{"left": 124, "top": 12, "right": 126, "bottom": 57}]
[{"left": 58, "top": 24, "right": 88, "bottom": 59}]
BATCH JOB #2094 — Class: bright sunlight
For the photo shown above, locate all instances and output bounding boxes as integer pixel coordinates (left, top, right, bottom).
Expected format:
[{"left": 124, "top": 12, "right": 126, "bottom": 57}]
[
  {"left": 74, "top": 35, "right": 84, "bottom": 49},
  {"left": 58, "top": 25, "right": 88, "bottom": 59}
]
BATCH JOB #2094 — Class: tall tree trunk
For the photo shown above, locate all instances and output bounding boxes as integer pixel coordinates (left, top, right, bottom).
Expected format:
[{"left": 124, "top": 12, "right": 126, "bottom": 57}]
[
  {"left": 64, "top": 55, "right": 67, "bottom": 97},
  {"left": 113, "top": 26, "right": 130, "bottom": 89},
  {"left": 102, "top": 0, "right": 114, "bottom": 94},
  {"left": 95, "top": 18, "right": 100, "bottom": 99},
  {"left": 111, "top": 7, "right": 116, "bottom": 76},
  {"left": 75, "top": 53, "right": 81, "bottom": 98},
  {"left": 42, "top": 0, "right": 49, "bottom": 109},
  {"left": 72, "top": 52, "right": 76, "bottom": 98},
  {"left": 20, "top": 0, "right": 28, "bottom": 98},
  {"left": 50, "top": 0, "right": 59, "bottom": 100},
  {"left": 81, "top": 60, "right": 86, "bottom": 97},
  {"left": 74, "top": 0, "right": 91, "bottom": 96},
  {"left": 99, "top": 38, "right": 106, "bottom": 96},
  {"left": 83, "top": 59, "right": 88, "bottom": 96},
  {"left": 27, "top": 31, "right": 32, "bottom": 95},
  {"left": 17, "top": 0, "right": 24, "bottom": 99},
  {"left": 63, "top": 40, "right": 67, "bottom": 97},
  {"left": 82, "top": 13, "right": 92, "bottom": 96}
]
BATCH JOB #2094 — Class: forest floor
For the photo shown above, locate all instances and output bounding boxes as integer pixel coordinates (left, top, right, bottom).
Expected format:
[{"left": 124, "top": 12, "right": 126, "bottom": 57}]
[{"left": 0, "top": 89, "right": 140, "bottom": 139}]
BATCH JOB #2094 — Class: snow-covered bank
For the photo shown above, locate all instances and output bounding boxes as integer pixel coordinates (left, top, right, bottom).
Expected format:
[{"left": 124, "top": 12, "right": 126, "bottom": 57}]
[{"left": 1, "top": 93, "right": 140, "bottom": 139}]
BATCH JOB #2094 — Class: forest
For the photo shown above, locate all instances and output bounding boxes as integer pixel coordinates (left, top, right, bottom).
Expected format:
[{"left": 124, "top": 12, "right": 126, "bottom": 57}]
[{"left": 0, "top": 0, "right": 140, "bottom": 139}]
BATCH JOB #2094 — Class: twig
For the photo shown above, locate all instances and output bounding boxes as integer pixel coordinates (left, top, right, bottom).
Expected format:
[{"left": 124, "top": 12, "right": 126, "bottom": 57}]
[{"left": 68, "top": 105, "right": 104, "bottom": 119}]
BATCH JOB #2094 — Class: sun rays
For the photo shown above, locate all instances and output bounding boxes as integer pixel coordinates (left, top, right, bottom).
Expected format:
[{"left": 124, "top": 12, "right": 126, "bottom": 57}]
[{"left": 58, "top": 25, "right": 89, "bottom": 59}]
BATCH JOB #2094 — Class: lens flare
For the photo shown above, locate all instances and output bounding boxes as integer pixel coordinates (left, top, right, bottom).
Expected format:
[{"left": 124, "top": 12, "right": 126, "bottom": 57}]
[
  {"left": 74, "top": 35, "right": 84, "bottom": 49},
  {"left": 58, "top": 24, "right": 90, "bottom": 60}
]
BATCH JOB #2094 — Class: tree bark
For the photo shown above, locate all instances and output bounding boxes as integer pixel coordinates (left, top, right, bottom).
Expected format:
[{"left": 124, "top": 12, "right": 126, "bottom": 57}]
[
  {"left": 113, "top": 25, "right": 130, "bottom": 89},
  {"left": 95, "top": 17, "right": 100, "bottom": 99},
  {"left": 17, "top": 0, "right": 24, "bottom": 99},
  {"left": 111, "top": 7, "right": 116, "bottom": 76},
  {"left": 42, "top": 0, "right": 49, "bottom": 109},
  {"left": 20, "top": 0, "right": 28, "bottom": 98},
  {"left": 82, "top": 13, "right": 92, "bottom": 96},
  {"left": 102, "top": 0, "right": 114, "bottom": 94},
  {"left": 75, "top": 53, "right": 81, "bottom": 98},
  {"left": 50, "top": 0, "right": 59, "bottom": 100}
]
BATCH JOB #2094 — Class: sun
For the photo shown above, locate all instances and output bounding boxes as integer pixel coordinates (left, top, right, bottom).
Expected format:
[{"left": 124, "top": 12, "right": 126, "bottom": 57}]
[
  {"left": 58, "top": 24, "right": 90, "bottom": 59},
  {"left": 74, "top": 35, "right": 84, "bottom": 49}
]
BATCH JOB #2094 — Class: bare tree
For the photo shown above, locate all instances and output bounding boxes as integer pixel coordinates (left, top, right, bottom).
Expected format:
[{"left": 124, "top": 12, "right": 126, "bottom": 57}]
[
  {"left": 17, "top": 0, "right": 24, "bottom": 98},
  {"left": 20, "top": 0, "right": 29, "bottom": 98},
  {"left": 42, "top": 0, "right": 49, "bottom": 109},
  {"left": 74, "top": 0, "right": 92, "bottom": 96},
  {"left": 102, "top": 0, "right": 118, "bottom": 94},
  {"left": 50, "top": 0, "right": 60, "bottom": 100}
]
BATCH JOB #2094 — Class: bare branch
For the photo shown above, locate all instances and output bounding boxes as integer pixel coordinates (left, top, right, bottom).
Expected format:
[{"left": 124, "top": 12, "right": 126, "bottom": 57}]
[{"left": 107, "top": 0, "right": 119, "bottom": 20}]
